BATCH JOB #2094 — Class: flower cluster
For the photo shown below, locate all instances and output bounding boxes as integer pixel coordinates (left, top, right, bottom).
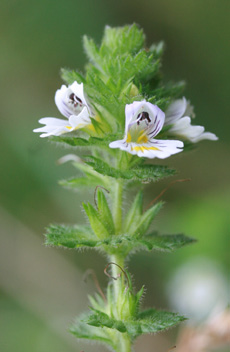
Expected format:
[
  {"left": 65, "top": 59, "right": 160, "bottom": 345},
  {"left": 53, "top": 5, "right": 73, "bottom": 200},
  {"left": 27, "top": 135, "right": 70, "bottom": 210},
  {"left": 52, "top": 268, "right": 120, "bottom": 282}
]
[{"left": 34, "top": 81, "right": 218, "bottom": 159}]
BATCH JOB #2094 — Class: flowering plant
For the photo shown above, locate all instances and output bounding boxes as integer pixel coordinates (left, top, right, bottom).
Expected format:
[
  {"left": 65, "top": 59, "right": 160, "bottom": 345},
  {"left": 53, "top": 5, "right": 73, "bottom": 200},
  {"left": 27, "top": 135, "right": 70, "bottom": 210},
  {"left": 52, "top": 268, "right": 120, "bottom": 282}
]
[{"left": 34, "top": 25, "right": 217, "bottom": 352}]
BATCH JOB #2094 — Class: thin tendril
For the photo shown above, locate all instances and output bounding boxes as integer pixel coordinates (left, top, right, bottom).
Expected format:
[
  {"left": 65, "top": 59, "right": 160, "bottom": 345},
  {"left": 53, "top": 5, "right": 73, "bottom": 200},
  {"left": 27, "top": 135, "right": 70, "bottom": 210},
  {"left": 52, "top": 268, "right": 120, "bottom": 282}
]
[
  {"left": 104, "top": 262, "right": 131, "bottom": 292},
  {"left": 145, "top": 178, "right": 191, "bottom": 211},
  {"left": 83, "top": 269, "right": 106, "bottom": 302}
]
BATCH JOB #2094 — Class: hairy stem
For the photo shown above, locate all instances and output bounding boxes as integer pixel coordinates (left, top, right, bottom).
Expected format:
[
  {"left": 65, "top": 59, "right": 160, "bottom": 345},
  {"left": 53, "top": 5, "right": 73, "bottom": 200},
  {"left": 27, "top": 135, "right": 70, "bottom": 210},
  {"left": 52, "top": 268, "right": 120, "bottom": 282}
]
[
  {"left": 112, "top": 180, "right": 123, "bottom": 234},
  {"left": 109, "top": 254, "right": 132, "bottom": 352}
]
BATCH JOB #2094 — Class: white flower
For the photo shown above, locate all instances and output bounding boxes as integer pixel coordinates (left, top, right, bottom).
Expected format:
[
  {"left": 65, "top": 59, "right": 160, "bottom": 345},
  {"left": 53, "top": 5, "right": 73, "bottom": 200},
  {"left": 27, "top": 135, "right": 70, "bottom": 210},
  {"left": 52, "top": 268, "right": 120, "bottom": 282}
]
[
  {"left": 109, "top": 101, "right": 183, "bottom": 159},
  {"left": 165, "top": 97, "right": 218, "bottom": 143},
  {"left": 33, "top": 81, "right": 92, "bottom": 138}
]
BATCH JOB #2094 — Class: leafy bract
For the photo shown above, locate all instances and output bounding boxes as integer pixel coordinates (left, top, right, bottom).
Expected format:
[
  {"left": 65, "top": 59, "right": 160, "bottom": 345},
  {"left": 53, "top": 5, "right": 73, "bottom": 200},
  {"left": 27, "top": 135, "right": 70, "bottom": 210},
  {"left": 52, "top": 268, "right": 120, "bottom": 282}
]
[
  {"left": 45, "top": 224, "right": 195, "bottom": 255},
  {"left": 51, "top": 134, "right": 122, "bottom": 148},
  {"left": 45, "top": 224, "right": 96, "bottom": 248},
  {"left": 85, "top": 308, "right": 185, "bottom": 338},
  {"left": 84, "top": 156, "right": 176, "bottom": 182},
  {"left": 70, "top": 312, "right": 115, "bottom": 349}
]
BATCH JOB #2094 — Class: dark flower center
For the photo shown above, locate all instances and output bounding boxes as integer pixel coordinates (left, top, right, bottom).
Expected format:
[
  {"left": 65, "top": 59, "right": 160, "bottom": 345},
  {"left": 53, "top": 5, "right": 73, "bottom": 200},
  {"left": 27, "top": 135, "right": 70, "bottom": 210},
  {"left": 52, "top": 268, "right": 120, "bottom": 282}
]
[
  {"left": 69, "top": 93, "right": 83, "bottom": 108},
  {"left": 137, "top": 111, "right": 151, "bottom": 125}
]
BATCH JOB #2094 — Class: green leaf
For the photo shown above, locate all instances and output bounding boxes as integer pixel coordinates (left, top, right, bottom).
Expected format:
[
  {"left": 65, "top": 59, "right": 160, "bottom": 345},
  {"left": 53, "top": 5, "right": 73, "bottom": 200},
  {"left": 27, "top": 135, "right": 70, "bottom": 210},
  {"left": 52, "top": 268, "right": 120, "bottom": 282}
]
[
  {"left": 83, "top": 202, "right": 111, "bottom": 239},
  {"left": 45, "top": 224, "right": 97, "bottom": 249},
  {"left": 134, "top": 308, "right": 186, "bottom": 336},
  {"left": 102, "top": 24, "right": 145, "bottom": 55},
  {"left": 86, "top": 308, "right": 185, "bottom": 338},
  {"left": 84, "top": 156, "right": 176, "bottom": 182},
  {"left": 133, "top": 233, "right": 196, "bottom": 252},
  {"left": 60, "top": 68, "right": 86, "bottom": 85},
  {"left": 133, "top": 202, "right": 163, "bottom": 236},
  {"left": 45, "top": 225, "right": 195, "bottom": 253},
  {"left": 83, "top": 36, "right": 104, "bottom": 73},
  {"left": 97, "top": 188, "right": 115, "bottom": 235},
  {"left": 124, "top": 191, "right": 143, "bottom": 233},
  {"left": 70, "top": 313, "right": 115, "bottom": 349},
  {"left": 59, "top": 176, "right": 100, "bottom": 189},
  {"left": 87, "top": 309, "right": 127, "bottom": 333},
  {"left": 51, "top": 134, "right": 123, "bottom": 148}
]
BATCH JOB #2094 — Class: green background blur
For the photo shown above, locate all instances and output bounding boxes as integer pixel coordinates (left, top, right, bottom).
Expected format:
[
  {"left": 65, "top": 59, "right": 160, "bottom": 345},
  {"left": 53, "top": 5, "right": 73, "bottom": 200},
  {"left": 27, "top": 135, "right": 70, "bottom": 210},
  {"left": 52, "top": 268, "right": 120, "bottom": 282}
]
[{"left": 1, "top": 1, "right": 229, "bottom": 351}]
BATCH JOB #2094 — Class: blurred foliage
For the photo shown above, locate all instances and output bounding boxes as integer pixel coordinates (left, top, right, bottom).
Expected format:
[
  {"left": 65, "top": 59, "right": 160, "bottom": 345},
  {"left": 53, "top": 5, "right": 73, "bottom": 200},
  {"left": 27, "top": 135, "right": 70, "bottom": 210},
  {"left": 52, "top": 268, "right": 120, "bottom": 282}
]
[{"left": 1, "top": 0, "right": 229, "bottom": 351}]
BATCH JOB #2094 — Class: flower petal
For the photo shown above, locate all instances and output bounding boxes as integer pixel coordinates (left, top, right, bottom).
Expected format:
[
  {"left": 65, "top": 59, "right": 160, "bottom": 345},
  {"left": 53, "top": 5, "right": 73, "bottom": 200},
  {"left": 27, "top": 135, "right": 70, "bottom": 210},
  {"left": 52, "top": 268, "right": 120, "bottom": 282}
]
[
  {"left": 169, "top": 116, "right": 218, "bottom": 143},
  {"left": 125, "top": 101, "right": 165, "bottom": 141},
  {"left": 69, "top": 106, "right": 91, "bottom": 129},
  {"left": 33, "top": 117, "right": 72, "bottom": 138},
  {"left": 165, "top": 97, "right": 187, "bottom": 125},
  {"left": 109, "top": 138, "right": 183, "bottom": 159},
  {"left": 55, "top": 85, "right": 71, "bottom": 117},
  {"left": 55, "top": 81, "right": 90, "bottom": 118}
]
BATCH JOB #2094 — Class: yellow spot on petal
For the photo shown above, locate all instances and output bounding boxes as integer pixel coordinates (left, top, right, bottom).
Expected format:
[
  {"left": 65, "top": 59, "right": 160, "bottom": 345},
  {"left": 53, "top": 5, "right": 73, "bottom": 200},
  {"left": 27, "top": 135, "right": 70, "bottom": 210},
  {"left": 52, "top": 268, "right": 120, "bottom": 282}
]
[
  {"left": 137, "top": 132, "right": 148, "bottom": 144},
  {"left": 131, "top": 146, "right": 159, "bottom": 152},
  {"left": 126, "top": 132, "right": 132, "bottom": 143},
  {"left": 65, "top": 126, "right": 72, "bottom": 130}
]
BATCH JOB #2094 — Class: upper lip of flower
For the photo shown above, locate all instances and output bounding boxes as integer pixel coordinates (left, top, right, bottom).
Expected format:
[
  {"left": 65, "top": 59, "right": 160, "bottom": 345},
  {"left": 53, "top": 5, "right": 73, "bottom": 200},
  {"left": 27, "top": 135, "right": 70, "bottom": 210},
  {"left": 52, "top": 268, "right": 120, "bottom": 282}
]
[
  {"left": 55, "top": 81, "right": 92, "bottom": 118},
  {"left": 109, "top": 101, "right": 184, "bottom": 159}
]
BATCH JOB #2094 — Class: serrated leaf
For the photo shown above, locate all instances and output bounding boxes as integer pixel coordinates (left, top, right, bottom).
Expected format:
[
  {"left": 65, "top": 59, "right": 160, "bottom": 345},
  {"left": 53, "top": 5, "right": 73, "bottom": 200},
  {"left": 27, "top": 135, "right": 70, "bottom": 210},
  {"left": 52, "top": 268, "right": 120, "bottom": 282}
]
[
  {"left": 45, "top": 226, "right": 195, "bottom": 253},
  {"left": 84, "top": 156, "right": 176, "bottom": 182},
  {"left": 134, "top": 233, "right": 196, "bottom": 252},
  {"left": 102, "top": 24, "right": 145, "bottom": 55},
  {"left": 83, "top": 36, "right": 104, "bottom": 72},
  {"left": 45, "top": 224, "right": 96, "bottom": 248},
  {"left": 86, "top": 308, "right": 185, "bottom": 338},
  {"left": 51, "top": 134, "right": 123, "bottom": 148},
  {"left": 70, "top": 313, "right": 115, "bottom": 349},
  {"left": 60, "top": 68, "right": 86, "bottom": 85}
]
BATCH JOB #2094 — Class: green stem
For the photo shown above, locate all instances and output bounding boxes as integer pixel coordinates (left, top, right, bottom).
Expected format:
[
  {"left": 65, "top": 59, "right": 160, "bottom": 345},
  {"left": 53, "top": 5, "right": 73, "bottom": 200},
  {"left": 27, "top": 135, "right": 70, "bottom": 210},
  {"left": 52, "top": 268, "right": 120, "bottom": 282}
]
[
  {"left": 110, "top": 175, "right": 132, "bottom": 351},
  {"left": 112, "top": 180, "right": 123, "bottom": 234},
  {"left": 110, "top": 254, "right": 124, "bottom": 301},
  {"left": 110, "top": 255, "right": 132, "bottom": 352}
]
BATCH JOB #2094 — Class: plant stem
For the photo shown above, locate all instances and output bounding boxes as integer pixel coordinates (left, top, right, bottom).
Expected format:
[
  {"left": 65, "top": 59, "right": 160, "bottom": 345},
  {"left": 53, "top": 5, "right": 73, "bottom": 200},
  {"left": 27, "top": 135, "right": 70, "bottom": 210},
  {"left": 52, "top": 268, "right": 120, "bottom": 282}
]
[
  {"left": 110, "top": 178, "right": 132, "bottom": 351},
  {"left": 110, "top": 254, "right": 132, "bottom": 352},
  {"left": 110, "top": 254, "right": 125, "bottom": 301},
  {"left": 112, "top": 180, "right": 123, "bottom": 234}
]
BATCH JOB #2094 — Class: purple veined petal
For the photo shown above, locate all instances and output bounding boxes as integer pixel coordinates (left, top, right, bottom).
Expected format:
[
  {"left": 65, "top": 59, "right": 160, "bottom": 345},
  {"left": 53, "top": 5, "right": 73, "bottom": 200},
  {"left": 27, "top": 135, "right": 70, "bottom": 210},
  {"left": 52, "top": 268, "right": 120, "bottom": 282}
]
[
  {"left": 70, "top": 82, "right": 88, "bottom": 107},
  {"left": 125, "top": 101, "right": 146, "bottom": 135},
  {"left": 55, "top": 85, "right": 71, "bottom": 118},
  {"left": 125, "top": 101, "right": 165, "bottom": 139},
  {"left": 54, "top": 81, "right": 91, "bottom": 118},
  {"left": 165, "top": 97, "right": 187, "bottom": 125}
]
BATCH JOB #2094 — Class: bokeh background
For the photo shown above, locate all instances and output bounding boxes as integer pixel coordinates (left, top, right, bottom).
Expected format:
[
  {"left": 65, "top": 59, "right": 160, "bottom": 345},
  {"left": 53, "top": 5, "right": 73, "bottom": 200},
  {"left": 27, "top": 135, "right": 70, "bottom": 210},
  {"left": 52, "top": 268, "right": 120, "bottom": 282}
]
[{"left": 1, "top": 1, "right": 229, "bottom": 351}]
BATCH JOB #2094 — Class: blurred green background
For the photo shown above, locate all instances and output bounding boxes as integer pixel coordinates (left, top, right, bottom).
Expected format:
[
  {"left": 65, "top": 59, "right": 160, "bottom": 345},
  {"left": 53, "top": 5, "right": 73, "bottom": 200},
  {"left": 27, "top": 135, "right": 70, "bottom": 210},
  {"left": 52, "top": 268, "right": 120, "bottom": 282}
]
[{"left": 1, "top": 1, "right": 229, "bottom": 351}]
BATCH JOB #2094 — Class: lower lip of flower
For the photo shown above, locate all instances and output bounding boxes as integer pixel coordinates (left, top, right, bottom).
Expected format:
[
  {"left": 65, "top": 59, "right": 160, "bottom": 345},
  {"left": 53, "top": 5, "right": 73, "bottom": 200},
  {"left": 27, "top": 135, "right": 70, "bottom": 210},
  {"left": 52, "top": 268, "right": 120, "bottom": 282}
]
[{"left": 131, "top": 145, "right": 159, "bottom": 152}]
